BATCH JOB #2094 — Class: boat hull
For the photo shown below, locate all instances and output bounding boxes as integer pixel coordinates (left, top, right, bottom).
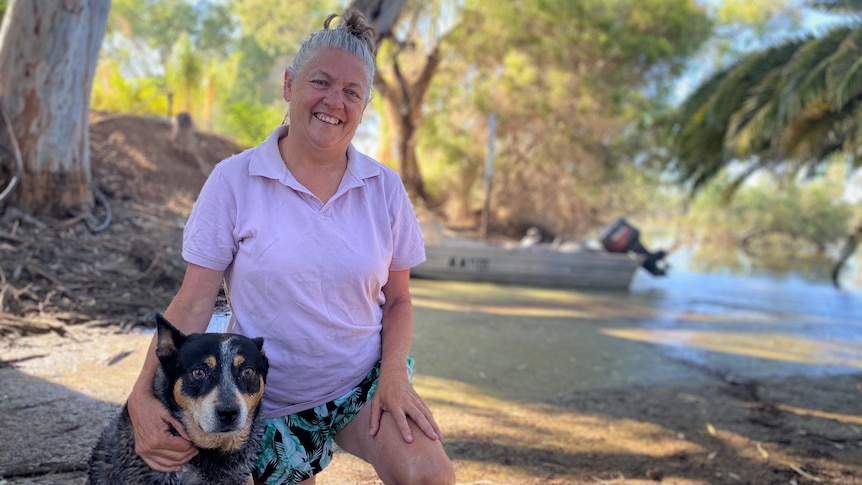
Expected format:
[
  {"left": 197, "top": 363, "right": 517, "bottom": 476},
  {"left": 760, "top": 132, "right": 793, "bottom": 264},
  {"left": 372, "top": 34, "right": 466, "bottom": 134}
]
[{"left": 412, "top": 244, "right": 640, "bottom": 291}]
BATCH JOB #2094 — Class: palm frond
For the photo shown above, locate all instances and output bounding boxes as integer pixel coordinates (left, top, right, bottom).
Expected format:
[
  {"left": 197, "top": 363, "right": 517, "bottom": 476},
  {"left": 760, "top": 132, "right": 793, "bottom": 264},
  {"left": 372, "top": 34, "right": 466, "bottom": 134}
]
[
  {"left": 808, "top": 0, "right": 862, "bottom": 15},
  {"left": 672, "top": 13, "right": 862, "bottom": 193},
  {"left": 671, "top": 43, "right": 801, "bottom": 187},
  {"left": 783, "top": 100, "right": 852, "bottom": 160},
  {"left": 825, "top": 27, "right": 862, "bottom": 109},
  {"left": 727, "top": 69, "right": 784, "bottom": 159},
  {"left": 779, "top": 28, "right": 846, "bottom": 126}
]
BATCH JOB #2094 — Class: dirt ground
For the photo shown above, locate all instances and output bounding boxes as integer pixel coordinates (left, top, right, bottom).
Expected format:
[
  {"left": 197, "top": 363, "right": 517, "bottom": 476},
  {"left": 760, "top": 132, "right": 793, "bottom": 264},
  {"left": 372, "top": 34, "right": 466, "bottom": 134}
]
[{"left": 1, "top": 113, "right": 861, "bottom": 484}]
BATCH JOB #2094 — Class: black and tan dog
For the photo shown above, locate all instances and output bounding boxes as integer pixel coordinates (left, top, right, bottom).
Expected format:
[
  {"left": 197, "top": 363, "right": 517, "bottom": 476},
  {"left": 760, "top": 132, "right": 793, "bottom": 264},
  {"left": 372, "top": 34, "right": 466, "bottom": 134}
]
[{"left": 89, "top": 313, "right": 269, "bottom": 485}]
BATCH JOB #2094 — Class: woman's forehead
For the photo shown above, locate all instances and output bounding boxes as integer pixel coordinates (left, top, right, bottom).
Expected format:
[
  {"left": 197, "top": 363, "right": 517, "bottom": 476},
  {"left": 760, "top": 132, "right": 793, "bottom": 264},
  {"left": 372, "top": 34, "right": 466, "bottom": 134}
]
[{"left": 302, "top": 49, "right": 369, "bottom": 84}]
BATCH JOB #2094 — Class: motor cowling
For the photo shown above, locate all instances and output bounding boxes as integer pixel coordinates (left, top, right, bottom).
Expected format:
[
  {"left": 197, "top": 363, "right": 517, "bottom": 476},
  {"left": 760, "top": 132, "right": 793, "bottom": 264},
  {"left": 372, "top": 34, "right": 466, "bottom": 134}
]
[{"left": 600, "top": 217, "right": 667, "bottom": 276}]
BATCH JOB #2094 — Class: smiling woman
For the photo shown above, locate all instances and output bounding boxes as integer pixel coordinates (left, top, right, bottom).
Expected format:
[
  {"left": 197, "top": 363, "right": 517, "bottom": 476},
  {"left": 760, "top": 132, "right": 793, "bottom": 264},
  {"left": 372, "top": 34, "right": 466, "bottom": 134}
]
[
  {"left": 123, "top": 9, "right": 455, "bottom": 485},
  {"left": 279, "top": 48, "right": 370, "bottom": 203}
]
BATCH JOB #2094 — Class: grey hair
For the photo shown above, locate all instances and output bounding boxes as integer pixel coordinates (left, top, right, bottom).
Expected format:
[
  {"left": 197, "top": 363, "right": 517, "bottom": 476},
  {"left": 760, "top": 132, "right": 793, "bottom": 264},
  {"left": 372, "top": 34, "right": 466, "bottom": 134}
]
[{"left": 287, "top": 10, "right": 377, "bottom": 101}]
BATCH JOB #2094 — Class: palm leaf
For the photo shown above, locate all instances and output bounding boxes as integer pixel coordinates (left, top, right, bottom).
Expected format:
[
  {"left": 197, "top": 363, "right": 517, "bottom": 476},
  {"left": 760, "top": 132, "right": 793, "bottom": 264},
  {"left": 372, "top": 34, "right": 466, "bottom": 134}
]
[
  {"left": 779, "top": 28, "right": 845, "bottom": 126},
  {"left": 808, "top": 0, "right": 862, "bottom": 15},
  {"left": 826, "top": 26, "right": 862, "bottom": 109}
]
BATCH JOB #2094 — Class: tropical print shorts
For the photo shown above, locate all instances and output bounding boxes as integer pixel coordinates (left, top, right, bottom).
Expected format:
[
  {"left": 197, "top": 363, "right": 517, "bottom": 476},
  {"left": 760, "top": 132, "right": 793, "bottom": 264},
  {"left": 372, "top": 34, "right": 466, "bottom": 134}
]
[{"left": 253, "top": 357, "right": 415, "bottom": 485}]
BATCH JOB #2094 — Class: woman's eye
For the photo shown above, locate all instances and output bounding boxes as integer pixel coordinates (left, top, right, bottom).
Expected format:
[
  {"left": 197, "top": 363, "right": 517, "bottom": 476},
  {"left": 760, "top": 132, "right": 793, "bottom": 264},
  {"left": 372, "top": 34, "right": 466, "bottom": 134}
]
[
  {"left": 311, "top": 79, "right": 327, "bottom": 87},
  {"left": 191, "top": 369, "right": 206, "bottom": 379}
]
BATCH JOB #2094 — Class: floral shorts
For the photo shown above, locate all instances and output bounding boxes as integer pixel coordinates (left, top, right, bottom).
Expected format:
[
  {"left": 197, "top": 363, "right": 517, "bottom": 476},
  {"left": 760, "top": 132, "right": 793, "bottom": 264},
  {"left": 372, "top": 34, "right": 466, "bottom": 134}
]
[{"left": 253, "top": 357, "right": 415, "bottom": 485}]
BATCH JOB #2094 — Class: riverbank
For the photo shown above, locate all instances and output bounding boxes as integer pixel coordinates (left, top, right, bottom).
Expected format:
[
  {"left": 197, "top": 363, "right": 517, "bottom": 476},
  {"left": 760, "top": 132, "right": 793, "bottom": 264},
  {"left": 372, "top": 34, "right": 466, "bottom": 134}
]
[{"left": 2, "top": 278, "right": 861, "bottom": 484}]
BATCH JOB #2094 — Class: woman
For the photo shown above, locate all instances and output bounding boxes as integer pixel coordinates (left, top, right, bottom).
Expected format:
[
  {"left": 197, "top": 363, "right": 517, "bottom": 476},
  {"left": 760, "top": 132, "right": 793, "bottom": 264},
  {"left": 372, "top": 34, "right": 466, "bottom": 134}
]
[{"left": 127, "top": 10, "right": 455, "bottom": 485}]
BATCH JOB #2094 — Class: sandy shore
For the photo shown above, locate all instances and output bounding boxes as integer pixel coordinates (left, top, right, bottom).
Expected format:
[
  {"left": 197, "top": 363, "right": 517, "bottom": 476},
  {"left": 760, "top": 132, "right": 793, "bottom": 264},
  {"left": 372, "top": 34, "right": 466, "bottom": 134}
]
[{"left": 2, "top": 279, "right": 861, "bottom": 484}]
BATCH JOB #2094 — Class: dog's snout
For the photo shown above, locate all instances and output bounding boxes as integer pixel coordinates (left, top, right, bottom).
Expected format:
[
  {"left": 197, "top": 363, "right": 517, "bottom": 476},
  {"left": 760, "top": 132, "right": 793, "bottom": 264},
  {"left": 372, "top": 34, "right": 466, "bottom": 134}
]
[{"left": 217, "top": 405, "right": 240, "bottom": 425}]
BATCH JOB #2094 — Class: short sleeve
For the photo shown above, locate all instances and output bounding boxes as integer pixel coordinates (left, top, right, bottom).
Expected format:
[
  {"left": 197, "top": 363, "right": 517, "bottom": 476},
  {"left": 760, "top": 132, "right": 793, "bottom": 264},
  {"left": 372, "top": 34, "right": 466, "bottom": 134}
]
[
  {"left": 182, "top": 166, "right": 239, "bottom": 271},
  {"left": 389, "top": 178, "right": 426, "bottom": 271}
]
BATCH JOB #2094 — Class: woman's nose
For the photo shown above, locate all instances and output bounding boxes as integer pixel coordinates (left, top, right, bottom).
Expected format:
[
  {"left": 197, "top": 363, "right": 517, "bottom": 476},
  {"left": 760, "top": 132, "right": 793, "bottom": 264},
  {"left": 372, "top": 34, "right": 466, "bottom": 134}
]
[{"left": 323, "top": 88, "right": 343, "bottom": 107}]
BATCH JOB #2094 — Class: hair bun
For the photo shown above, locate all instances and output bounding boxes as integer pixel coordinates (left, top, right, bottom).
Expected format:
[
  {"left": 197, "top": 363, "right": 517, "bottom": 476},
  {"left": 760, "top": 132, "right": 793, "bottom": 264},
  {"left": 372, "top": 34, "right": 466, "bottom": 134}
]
[{"left": 325, "top": 9, "right": 376, "bottom": 57}]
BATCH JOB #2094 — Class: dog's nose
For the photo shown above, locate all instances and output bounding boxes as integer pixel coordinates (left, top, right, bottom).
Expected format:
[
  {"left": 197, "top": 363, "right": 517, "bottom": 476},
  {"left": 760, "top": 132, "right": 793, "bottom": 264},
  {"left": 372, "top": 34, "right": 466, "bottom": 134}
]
[{"left": 217, "top": 405, "right": 240, "bottom": 425}]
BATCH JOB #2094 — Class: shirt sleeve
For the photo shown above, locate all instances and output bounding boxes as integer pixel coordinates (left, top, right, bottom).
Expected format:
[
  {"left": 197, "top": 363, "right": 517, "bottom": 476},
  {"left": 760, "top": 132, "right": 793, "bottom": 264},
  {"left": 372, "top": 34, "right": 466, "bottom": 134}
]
[
  {"left": 389, "top": 177, "right": 426, "bottom": 271},
  {"left": 182, "top": 165, "right": 239, "bottom": 271}
]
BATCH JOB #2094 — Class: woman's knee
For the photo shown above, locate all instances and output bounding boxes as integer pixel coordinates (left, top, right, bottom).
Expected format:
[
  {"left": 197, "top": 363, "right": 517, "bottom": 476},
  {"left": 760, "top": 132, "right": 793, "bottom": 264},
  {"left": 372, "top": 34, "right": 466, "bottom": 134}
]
[{"left": 390, "top": 450, "right": 455, "bottom": 485}]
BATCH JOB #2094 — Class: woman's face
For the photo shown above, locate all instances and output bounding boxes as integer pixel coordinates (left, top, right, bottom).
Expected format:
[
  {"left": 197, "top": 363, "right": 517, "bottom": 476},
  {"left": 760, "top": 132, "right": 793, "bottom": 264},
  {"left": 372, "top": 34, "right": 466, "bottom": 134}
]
[{"left": 283, "top": 48, "right": 369, "bottom": 154}]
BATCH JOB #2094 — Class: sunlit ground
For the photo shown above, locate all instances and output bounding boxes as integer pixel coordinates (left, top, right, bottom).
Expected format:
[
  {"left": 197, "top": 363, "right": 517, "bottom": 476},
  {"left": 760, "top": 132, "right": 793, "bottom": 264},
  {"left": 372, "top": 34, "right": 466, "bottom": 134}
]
[
  {"left": 322, "top": 278, "right": 862, "bottom": 483},
  {"left": 4, "top": 276, "right": 861, "bottom": 484},
  {"left": 322, "top": 376, "right": 709, "bottom": 484}
]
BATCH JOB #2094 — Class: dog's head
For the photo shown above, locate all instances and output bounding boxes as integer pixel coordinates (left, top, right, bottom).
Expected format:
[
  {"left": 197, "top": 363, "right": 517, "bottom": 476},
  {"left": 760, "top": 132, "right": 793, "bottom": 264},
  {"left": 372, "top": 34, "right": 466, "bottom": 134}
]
[{"left": 154, "top": 313, "right": 269, "bottom": 452}]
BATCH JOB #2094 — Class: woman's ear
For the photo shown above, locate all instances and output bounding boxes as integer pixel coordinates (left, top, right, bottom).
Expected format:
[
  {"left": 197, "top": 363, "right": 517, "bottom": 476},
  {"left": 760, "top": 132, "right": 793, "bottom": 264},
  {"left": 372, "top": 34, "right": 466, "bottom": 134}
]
[{"left": 283, "top": 70, "right": 293, "bottom": 103}]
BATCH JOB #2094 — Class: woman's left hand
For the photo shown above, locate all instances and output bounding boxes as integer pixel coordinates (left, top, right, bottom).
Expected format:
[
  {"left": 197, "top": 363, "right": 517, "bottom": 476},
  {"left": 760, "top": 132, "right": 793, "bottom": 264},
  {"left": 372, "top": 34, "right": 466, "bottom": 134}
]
[{"left": 368, "top": 371, "right": 443, "bottom": 443}]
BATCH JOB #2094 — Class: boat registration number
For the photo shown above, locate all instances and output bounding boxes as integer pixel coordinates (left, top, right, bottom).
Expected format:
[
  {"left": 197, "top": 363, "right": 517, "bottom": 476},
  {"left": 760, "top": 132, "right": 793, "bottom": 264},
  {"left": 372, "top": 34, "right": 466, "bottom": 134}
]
[{"left": 448, "top": 257, "right": 490, "bottom": 272}]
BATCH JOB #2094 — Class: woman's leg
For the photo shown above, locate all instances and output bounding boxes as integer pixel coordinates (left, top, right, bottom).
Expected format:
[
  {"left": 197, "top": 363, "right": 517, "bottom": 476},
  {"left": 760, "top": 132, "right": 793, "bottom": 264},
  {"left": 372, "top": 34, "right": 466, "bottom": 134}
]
[{"left": 334, "top": 403, "right": 455, "bottom": 485}]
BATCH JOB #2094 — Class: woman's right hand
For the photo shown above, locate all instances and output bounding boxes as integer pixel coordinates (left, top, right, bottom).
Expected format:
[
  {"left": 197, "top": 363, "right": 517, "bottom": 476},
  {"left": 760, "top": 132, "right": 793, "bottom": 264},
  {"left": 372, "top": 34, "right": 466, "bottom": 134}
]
[{"left": 127, "top": 390, "right": 199, "bottom": 472}]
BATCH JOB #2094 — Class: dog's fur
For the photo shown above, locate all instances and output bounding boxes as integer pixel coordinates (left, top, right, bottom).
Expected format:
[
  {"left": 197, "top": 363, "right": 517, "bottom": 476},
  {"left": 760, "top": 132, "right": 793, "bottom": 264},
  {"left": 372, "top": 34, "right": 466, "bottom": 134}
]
[{"left": 89, "top": 314, "right": 269, "bottom": 485}]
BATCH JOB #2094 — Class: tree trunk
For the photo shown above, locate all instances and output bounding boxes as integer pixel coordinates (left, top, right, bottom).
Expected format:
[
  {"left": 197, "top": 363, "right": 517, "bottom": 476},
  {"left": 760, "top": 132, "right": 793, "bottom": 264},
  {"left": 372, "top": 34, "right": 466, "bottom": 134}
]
[
  {"left": 380, "top": 76, "right": 428, "bottom": 201},
  {"left": 0, "top": 0, "right": 110, "bottom": 216},
  {"left": 832, "top": 223, "right": 862, "bottom": 289},
  {"left": 349, "top": 0, "right": 407, "bottom": 42},
  {"left": 377, "top": 42, "right": 440, "bottom": 202},
  {"left": 349, "top": 0, "right": 444, "bottom": 204}
]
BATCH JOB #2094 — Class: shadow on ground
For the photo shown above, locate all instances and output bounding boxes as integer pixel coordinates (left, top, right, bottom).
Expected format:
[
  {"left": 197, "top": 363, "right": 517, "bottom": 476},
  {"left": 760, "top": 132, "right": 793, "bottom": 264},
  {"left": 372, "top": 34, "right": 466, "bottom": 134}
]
[{"left": 0, "top": 366, "right": 115, "bottom": 484}]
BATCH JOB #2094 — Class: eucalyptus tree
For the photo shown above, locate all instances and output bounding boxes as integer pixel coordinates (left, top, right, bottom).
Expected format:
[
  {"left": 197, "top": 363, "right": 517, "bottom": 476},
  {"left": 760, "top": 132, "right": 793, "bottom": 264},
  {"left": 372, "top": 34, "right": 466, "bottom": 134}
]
[
  {"left": 359, "top": 0, "right": 451, "bottom": 202},
  {"left": 0, "top": 0, "right": 109, "bottom": 216},
  {"left": 422, "top": 0, "right": 713, "bottom": 236},
  {"left": 670, "top": 0, "right": 862, "bottom": 284}
]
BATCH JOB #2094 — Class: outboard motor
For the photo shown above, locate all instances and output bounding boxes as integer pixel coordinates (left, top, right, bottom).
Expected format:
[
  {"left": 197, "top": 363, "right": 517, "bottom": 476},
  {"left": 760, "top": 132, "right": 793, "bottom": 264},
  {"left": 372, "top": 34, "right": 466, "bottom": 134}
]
[{"left": 600, "top": 217, "right": 668, "bottom": 276}]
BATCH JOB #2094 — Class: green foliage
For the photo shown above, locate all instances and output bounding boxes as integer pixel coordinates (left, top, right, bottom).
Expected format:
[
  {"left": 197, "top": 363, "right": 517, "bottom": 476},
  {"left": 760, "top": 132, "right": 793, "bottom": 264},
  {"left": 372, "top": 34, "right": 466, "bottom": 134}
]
[
  {"left": 99, "top": 0, "right": 290, "bottom": 142},
  {"left": 717, "top": 0, "right": 791, "bottom": 24},
  {"left": 91, "top": 60, "right": 169, "bottom": 117},
  {"left": 231, "top": 0, "right": 338, "bottom": 58},
  {"left": 419, "top": 0, "right": 713, "bottom": 235},
  {"left": 108, "top": 0, "right": 209, "bottom": 64},
  {"left": 681, "top": 165, "right": 855, "bottom": 252},
  {"left": 670, "top": 0, "right": 862, "bottom": 195},
  {"left": 218, "top": 102, "right": 283, "bottom": 147},
  {"left": 166, "top": 33, "right": 204, "bottom": 113}
]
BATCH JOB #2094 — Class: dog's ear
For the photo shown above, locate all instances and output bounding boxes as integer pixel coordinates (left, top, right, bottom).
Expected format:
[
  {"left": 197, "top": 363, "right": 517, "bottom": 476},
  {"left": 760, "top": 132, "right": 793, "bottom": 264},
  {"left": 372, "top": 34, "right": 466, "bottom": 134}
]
[
  {"left": 155, "top": 313, "right": 185, "bottom": 359},
  {"left": 251, "top": 337, "right": 269, "bottom": 379}
]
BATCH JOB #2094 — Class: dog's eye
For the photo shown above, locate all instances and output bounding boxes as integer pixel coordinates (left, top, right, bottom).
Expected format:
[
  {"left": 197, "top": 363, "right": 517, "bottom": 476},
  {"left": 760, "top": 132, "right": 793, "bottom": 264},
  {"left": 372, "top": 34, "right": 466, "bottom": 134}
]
[
  {"left": 191, "top": 369, "right": 206, "bottom": 379},
  {"left": 242, "top": 368, "right": 255, "bottom": 378}
]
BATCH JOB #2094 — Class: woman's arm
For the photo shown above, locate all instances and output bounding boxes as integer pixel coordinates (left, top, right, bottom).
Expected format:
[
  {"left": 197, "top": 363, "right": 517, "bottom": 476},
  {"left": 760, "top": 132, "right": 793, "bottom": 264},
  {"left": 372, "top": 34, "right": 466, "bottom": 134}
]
[
  {"left": 126, "top": 263, "right": 226, "bottom": 471},
  {"left": 369, "top": 268, "right": 443, "bottom": 443}
]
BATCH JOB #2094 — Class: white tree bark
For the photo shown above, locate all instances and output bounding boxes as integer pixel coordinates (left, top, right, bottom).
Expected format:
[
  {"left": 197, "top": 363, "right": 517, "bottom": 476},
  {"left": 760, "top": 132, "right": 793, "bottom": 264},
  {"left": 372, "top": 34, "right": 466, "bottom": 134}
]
[
  {"left": 350, "top": 0, "right": 407, "bottom": 43},
  {"left": 0, "top": 0, "right": 110, "bottom": 216}
]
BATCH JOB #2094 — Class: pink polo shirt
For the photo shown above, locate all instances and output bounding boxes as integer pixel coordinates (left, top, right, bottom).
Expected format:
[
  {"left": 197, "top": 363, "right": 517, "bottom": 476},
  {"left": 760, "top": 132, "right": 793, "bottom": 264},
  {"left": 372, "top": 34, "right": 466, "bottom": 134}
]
[{"left": 182, "top": 125, "right": 426, "bottom": 418}]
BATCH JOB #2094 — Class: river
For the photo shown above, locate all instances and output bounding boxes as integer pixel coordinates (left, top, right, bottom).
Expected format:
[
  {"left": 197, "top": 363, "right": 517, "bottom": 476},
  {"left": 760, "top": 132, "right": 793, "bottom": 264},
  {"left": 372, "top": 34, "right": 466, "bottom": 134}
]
[{"left": 621, "top": 246, "right": 862, "bottom": 380}]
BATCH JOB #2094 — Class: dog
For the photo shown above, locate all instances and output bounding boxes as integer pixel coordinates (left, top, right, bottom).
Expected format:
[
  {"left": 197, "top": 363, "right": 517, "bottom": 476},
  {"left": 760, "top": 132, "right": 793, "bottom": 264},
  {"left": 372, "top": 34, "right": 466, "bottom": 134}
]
[{"left": 88, "top": 313, "right": 269, "bottom": 485}]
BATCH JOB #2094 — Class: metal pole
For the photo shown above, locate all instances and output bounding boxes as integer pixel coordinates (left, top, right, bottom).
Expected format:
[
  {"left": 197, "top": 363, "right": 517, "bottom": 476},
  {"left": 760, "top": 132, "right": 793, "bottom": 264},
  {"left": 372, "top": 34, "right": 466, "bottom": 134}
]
[{"left": 480, "top": 112, "right": 496, "bottom": 240}]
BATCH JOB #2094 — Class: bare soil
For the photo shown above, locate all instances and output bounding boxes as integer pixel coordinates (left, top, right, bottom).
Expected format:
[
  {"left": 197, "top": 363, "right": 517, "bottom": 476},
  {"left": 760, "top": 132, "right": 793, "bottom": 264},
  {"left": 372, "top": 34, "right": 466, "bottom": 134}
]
[{"left": 1, "top": 113, "right": 861, "bottom": 484}]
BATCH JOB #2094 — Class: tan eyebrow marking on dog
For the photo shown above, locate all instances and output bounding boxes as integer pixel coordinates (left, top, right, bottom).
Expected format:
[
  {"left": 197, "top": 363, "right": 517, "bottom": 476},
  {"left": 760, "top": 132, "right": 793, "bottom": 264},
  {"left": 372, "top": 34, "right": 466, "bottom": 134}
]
[
  {"left": 173, "top": 379, "right": 194, "bottom": 409},
  {"left": 204, "top": 356, "right": 217, "bottom": 368},
  {"left": 234, "top": 355, "right": 246, "bottom": 367}
]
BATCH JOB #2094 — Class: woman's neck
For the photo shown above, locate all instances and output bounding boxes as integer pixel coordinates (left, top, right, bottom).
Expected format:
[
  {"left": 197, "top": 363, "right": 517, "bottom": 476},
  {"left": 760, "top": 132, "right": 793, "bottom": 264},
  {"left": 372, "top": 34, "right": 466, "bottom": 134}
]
[{"left": 278, "top": 131, "right": 348, "bottom": 203}]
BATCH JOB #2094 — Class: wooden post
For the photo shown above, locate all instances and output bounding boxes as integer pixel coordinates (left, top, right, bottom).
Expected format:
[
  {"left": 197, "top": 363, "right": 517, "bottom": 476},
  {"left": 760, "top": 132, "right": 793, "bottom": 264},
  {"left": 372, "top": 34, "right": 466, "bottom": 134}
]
[{"left": 480, "top": 112, "right": 496, "bottom": 240}]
